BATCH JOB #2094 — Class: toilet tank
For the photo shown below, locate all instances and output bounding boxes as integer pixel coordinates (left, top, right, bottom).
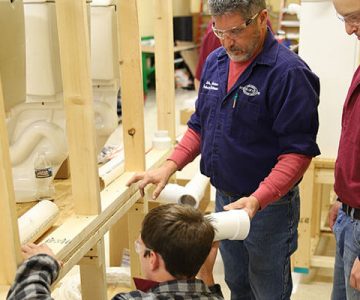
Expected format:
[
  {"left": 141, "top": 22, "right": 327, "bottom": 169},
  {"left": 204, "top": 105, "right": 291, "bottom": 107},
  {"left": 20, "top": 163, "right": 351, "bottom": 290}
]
[
  {"left": 90, "top": 0, "right": 119, "bottom": 82},
  {"left": 24, "top": 0, "right": 62, "bottom": 101}
]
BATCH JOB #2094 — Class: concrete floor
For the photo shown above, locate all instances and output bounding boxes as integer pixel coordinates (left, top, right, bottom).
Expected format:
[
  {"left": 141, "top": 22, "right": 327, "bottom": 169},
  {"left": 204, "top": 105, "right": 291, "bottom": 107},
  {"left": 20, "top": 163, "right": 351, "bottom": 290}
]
[{"left": 107, "top": 88, "right": 335, "bottom": 299}]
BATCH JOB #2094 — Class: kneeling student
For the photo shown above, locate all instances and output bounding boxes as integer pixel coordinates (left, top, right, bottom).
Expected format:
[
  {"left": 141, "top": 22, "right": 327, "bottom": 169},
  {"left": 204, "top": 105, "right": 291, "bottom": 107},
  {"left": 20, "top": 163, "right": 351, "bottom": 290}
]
[{"left": 7, "top": 204, "right": 223, "bottom": 299}]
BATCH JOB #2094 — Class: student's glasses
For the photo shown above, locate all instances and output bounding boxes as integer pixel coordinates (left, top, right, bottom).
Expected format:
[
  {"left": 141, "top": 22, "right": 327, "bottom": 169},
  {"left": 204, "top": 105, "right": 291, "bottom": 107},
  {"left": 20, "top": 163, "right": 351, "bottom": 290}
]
[
  {"left": 134, "top": 239, "right": 153, "bottom": 257},
  {"left": 212, "top": 12, "right": 260, "bottom": 40}
]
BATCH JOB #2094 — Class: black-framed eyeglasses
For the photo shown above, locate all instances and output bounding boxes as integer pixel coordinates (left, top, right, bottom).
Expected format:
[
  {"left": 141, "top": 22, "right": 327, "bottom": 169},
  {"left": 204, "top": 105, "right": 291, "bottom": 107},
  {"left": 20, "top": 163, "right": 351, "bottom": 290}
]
[
  {"left": 212, "top": 12, "right": 260, "bottom": 40},
  {"left": 336, "top": 10, "right": 360, "bottom": 27}
]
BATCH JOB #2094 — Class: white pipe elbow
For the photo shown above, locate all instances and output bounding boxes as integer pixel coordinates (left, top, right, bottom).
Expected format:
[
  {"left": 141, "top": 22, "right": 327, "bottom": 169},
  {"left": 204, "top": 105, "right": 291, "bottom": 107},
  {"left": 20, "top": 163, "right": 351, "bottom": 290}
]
[{"left": 10, "top": 120, "right": 68, "bottom": 166}]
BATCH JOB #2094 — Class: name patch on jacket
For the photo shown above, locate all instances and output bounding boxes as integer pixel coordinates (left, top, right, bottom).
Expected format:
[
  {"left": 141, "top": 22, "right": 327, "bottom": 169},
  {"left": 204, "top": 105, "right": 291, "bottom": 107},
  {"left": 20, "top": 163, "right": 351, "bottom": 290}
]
[{"left": 203, "top": 81, "right": 219, "bottom": 91}]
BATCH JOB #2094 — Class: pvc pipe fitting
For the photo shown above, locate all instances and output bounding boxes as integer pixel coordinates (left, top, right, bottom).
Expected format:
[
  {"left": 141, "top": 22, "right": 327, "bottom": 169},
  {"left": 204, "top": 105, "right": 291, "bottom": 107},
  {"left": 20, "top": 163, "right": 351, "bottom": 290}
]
[{"left": 206, "top": 209, "right": 250, "bottom": 241}]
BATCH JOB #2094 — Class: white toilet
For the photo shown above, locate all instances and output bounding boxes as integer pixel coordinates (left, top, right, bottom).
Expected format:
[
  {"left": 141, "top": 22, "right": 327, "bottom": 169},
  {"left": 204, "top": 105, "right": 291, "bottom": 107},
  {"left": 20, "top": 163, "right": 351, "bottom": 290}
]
[
  {"left": 90, "top": 0, "right": 120, "bottom": 148},
  {"left": 7, "top": 0, "right": 119, "bottom": 202}
]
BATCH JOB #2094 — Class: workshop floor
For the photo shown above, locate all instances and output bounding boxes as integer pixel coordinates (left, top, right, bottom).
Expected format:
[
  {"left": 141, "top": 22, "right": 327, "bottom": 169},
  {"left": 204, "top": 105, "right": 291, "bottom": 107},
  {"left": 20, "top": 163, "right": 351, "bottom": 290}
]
[{"left": 107, "top": 88, "right": 334, "bottom": 299}]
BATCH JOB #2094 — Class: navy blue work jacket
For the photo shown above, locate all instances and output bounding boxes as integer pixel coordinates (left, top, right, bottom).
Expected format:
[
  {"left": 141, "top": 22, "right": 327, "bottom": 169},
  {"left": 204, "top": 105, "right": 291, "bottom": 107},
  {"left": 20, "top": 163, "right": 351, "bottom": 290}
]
[{"left": 188, "top": 30, "right": 321, "bottom": 196}]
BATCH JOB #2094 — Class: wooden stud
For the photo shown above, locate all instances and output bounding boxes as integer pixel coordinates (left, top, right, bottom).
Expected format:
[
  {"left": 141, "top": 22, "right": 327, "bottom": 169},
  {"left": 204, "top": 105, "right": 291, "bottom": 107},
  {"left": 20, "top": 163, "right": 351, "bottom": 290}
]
[
  {"left": 293, "top": 161, "right": 315, "bottom": 272},
  {"left": 117, "top": 0, "right": 145, "bottom": 172},
  {"left": 0, "top": 75, "right": 22, "bottom": 285},
  {"left": 128, "top": 202, "right": 148, "bottom": 288},
  {"left": 55, "top": 0, "right": 101, "bottom": 215},
  {"left": 310, "top": 182, "right": 321, "bottom": 240},
  {"left": 154, "top": 0, "right": 176, "bottom": 142},
  {"left": 79, "top": 240, "right": 107, "bottom": 300},
  {"left": 109, "top": 215, "right": 129, "bottom": 266},
  {"left": 55, "top": 1, "right": 106, "bottom": 298},
  {"left": 112, "top": 0, "right": 146, "bottom": 270}
]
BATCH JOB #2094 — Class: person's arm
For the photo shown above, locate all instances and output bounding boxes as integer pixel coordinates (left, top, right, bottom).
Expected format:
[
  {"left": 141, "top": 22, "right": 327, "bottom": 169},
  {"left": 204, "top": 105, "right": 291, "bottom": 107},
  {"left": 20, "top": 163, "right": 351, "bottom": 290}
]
[
  {"left": 329, "top": 200, "right": 342, "bottom": 231},
  {"left": 224, "top": 153, "right": 311, "bottom": 218},
  {"left": 197, "top": 242, "right": 223, "bottom": 298},
  {"left": 7, "top": 254, "right": 59, "bottom": 300},
  {"left": 168, "top": 128, "right": 201, "bottom": 170},
  {"left": 252, "top": 153, "right": 312, "bottom": 209},
  {"left": 7, "top": 243, "right": 61, "bottom": 300}
]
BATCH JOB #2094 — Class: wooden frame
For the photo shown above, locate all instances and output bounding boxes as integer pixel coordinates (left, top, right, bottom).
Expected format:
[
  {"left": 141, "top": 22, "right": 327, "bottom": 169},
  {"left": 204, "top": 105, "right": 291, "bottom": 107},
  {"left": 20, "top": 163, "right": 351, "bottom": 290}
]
[
  {"left": 293, "top": 158, "right": 335, "bottom": 273},
  {"left": 0, "top": 0, "right": 176, "bottom": 298}
]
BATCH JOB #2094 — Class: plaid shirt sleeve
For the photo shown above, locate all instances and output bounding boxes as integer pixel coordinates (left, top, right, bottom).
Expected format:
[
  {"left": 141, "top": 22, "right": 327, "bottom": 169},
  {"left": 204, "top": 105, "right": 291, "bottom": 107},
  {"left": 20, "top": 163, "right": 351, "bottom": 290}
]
[{"left": 7, "top": 254, "right": 60, "bottom": 300}]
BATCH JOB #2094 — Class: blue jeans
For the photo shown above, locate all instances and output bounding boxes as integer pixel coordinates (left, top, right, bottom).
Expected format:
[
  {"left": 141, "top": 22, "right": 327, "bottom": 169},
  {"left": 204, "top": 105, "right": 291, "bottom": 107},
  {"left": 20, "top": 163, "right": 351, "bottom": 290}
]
[
  {"left": 216, "top": 187, "right": 300, "bottom": 300},
  {"left": 332, "top": 207, "right": 360, "bottom": 300}
]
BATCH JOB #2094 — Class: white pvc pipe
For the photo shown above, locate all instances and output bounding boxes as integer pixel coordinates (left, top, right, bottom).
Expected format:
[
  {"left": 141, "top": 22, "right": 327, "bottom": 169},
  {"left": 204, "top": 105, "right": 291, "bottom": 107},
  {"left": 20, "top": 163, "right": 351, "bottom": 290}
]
[
  {"left": 157, "top": 172, "right": 210, "bottom": 209},
  {"left": 98, "top": 150, "right": 124, "bottom": 190},
  {"left": 18, "top": 200, "right": 60, "bottom": 245},
  {"left": 10, "top": 120, "right": 68, "bottom": 166},
  {"left": 158, "top": 184, "right": 187, "bottom": 204},
  {"left": 182, "top": 172, "right": 210, "bottom": 207},
  {"left": 206, "top": 210, "right": 250, "bottom": 241},
  {"left": 152, "top": 130, "right": 172, "bottom": 150}
]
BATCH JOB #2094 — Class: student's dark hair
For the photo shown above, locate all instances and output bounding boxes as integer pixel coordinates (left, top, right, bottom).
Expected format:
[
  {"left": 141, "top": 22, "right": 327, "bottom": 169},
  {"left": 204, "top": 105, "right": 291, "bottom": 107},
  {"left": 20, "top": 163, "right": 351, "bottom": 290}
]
[
  {"left": 208, "top": 0, "right": 266, "bottom": 19},
  {"left": 141, "top": 204, "right": 215, "bottom": 278}
]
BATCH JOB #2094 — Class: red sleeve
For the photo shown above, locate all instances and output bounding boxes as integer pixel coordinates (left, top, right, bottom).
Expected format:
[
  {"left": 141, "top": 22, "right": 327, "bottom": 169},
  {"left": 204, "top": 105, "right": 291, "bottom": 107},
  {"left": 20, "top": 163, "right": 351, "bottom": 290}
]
[
  {"left": 252, "top": 153, "right": 312, "bottom": 209},
  {"left": 168, "top": 128, "right": 201, "bottom": 170}
]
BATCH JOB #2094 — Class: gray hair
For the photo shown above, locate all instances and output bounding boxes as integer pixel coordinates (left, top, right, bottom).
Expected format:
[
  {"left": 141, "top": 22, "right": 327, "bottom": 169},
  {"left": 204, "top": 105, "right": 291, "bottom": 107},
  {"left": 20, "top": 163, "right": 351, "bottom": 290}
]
[{"left": 208, "top": 0, "right": 266, "bottom": 18}]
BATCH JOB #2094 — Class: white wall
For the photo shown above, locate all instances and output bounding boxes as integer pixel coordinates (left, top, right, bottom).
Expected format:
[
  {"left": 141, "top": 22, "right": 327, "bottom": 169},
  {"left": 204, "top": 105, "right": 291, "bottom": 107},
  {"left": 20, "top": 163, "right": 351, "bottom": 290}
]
[{"left": 299, "top": 0, "right": 360, "bottom": 159}]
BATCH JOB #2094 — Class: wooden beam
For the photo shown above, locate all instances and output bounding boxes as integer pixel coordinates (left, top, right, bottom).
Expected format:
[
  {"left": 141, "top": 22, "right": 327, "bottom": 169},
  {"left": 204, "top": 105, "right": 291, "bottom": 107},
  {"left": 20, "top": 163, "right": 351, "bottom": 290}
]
[
  {"left": 293, "top": 162, "right": 315, "bottom": 272},
  {"left": 154, "top": 0, "right": 176, "bottom": 142},
  {"left": 310, "top": 255, "right": 335, "bottom": 269},
  {"left": 55, "top": 1, "right": 106, "bottom": 298},
  {"left": 113, "top": 0, "right": 146, "bottom": 267},
  {"left": 117, "top": 0, "right": 145, "bottom": 172},
  {"left": 79, "top": 240, "right": 107, "bottom": 300},
  {"left": 55, "top": 0, "right": 101, "bottom": 215},
  {"left": 128, "top": 202, "right": 148, "bottom": 288},
  {"left": 0, "top": 75, "right": 22, "bottom": 285},
  {"left": 109, "top": 215, "right": 129, "bottom": 266},
  {"left": 315, "top": 169, "right": 334, "bottom": 185}
]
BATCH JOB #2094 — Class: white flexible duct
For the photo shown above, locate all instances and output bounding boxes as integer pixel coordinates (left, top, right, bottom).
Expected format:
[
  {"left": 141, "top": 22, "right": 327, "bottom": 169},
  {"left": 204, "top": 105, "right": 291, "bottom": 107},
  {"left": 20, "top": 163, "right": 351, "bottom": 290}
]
[
  {"left": 157, "top": 172, "right": 210, "bottom": 209},
  {"left": 10, "top": 120, "right": 67, "bottom": 166},
  {"left": 53, "top": 267, "right": 130, "bottom": 300},
  {"left": 206, "top": 210, "right": 250, "bottom": 241}
]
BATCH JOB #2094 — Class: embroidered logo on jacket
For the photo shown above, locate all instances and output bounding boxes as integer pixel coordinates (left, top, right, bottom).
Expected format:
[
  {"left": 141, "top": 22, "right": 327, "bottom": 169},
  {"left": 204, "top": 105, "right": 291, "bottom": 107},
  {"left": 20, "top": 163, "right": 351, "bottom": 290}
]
[
  {"left": 240, "top": 84, "right": 260, "bottom": 96},
  {"left": 203, "top": 81, "right": 219, "bottom": 91}
]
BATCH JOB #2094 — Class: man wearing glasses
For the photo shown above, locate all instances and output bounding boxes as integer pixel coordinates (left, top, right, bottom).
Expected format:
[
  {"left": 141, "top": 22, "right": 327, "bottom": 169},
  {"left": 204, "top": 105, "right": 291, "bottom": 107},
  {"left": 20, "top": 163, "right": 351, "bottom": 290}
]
[
  {"left": 327, "top": 0, "right": 360, "bottom": 299},
  {"left": 7, "top": 204, "right": 223, "bottom": 299},
  {"left": 128, "top": 0, "right": 320, "bottom": 299}
]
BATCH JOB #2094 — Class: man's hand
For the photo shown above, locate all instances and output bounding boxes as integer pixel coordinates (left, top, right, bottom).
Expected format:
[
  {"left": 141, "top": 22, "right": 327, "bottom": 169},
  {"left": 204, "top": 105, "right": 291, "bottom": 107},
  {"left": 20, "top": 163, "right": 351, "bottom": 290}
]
[
  {"left": 126, "top": 160, "right": 178, "bottom": 199},
  {"left": 223, "top": 195, "right": 260, "bottom": 219},
  {"left": 329, "top": 201, "right": 341, "bottom": 231},
  {"left": 197, "top": 242, "right": 219, "bottom": 286},
  {"left": 350, "top": 258, "right": 360, "bottom": 291}
]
